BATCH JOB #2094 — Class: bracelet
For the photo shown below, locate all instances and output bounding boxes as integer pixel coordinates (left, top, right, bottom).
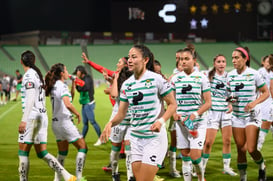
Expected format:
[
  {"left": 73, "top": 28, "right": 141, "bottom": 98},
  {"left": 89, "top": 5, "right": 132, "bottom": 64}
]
[
  {"left": 157, "top": 117, "right": 165, "bottom": 126},
  {"left": 193, "top": 111, "right": 199, "bottom": 118}
]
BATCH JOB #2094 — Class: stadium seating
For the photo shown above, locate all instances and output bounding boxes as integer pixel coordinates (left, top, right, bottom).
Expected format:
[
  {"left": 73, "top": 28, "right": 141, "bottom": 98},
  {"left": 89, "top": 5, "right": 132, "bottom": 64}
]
[{"left": 0, "top": 42, "right": 272, "bottom": 79}]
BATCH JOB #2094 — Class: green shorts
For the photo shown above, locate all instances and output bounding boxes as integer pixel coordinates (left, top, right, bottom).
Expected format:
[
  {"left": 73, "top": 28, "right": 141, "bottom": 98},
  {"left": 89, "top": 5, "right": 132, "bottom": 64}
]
[{"left": 16, "top": 83, "right": 22, "bottom": 91}]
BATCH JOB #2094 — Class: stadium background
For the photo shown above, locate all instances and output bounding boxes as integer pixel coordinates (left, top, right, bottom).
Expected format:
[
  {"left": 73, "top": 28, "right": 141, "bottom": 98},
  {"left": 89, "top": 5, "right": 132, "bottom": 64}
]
[{"left": 0, "top": 0, "right": 272, "bottom": 79}]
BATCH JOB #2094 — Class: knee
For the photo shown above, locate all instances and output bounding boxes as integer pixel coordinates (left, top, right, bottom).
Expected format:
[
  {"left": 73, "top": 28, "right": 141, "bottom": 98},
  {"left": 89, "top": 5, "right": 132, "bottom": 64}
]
[
  {"left": 204, "top": 140, "right": 213, "bottom": 149},
  {"left": 237, "top": 145, "right": 247, "bottom": 154},
  {"left": 247, "top": 146, "right": 257, "bottom": 155},
  {"left": 223, "top": 137, "right": 231, "bottom": 146}
]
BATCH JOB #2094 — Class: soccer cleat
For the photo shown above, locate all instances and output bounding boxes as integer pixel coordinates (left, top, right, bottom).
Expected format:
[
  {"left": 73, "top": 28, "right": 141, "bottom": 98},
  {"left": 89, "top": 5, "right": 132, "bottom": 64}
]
[
  {"left": 94, "top": 139, "right": 102, "bottom": 146},
  {"left": 153, "top": 175, "right": 164, "bottom": 181},
  {"left": 258, "top": 169, "right": 266, "bottom": 181},
  {"left": 169, "top": 170, "right": 181, "bottom": 178},
  {"left": 102, "top": 163, "right": 112, "bottom": 172},
  {"left": 68, "top": 175, "right": 77, "bottom": 181},
  {"left": 223, "top": 167, "right": 238, "bottom": 176},
  {"left": 112, "top": 173, "right": 120, "bottom": 181}
]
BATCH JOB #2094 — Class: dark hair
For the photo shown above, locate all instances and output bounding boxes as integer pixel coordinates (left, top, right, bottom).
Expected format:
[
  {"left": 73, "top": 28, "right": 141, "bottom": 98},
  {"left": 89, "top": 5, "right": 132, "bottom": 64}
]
[
  {"left": 16, "top": 69, "right": 19, "bottom": 72},
  {"left": 208, "top": 54, "right": 225, "bottom": 82},
  {"left": 45, "top": 63, "right": 65, "bottom": 96},
  {"left": 154, "top": 60, "right": 161, "bottom": 66},
  {"left": 267, "top": 54, "right": 273, "bottom": 71},
  {"left": 117, "top": 66, "right": 133, "bottom": 92},
  {"left": 133, "top": 44, "right": 154, "bottom": 72},
  {"left": 176, "top": 49, "right": 183, "bottom": 53},
  {"left": 235, "top": 47, "right": 250, "bottom": 67},
  {"left": 181, "top": 44, "right": 197, "bottom": 59},
  {"left": 21, "top": 50, "right": 45, "bottom": 88}
]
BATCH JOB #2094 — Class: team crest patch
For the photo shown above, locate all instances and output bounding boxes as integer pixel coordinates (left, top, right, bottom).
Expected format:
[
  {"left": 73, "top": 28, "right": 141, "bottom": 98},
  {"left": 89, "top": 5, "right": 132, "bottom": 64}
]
[
  {"left": 245, "top": 74, "right": 251, "bottom": 81},
  {"left": 194, "top": 76, "right": 200, "bottom": 83},
  {"left": 145, "top": 79, "right": 152, "bottom": 88},
  {"left": 25, "top": 81, "right": 34, "bottom": 89}
]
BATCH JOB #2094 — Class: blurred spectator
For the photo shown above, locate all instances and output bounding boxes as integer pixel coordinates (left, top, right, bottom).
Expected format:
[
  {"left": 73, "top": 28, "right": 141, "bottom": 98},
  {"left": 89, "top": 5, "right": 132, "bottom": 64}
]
[
  {"left": 2, "top": 74, "right": 10, "bottom": 104},
  {"left": 14, "top": 70, "right": 23, "bottom": 101}
]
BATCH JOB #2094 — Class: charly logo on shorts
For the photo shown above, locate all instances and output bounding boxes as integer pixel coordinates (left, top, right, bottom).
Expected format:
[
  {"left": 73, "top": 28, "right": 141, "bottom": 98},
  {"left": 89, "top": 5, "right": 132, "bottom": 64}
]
[{"left": 149, "top": 155, "right": 157, "bottom": 162}]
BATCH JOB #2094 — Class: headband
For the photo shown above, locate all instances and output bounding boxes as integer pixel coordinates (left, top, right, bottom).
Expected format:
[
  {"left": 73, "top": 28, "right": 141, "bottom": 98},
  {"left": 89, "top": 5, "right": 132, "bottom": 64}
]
[
  {"left": 236, "top": 47, "right": 249, "bottom": 61},
  {"left": 122, "top": 57, "right": 128, "bottom": 64}
]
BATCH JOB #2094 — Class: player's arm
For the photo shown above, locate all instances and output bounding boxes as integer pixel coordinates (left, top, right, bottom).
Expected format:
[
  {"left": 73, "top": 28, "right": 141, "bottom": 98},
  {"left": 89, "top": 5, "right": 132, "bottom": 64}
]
[
  {"left": 245, "top": 84, "right": 269, "bottom": 112},
  {"left": 190, "top": 91, "right": 211, "bottom": 120},
  {"left": 19, "top": 83, "right": 35, "bottom": 133},
  {"left": 63, "top": 96, "right": 81, "bottom": 123},
  {"left": 151, "top": 91, "right": 177, "bottom": 132},
  {"left": 100, "top": 101, "right": 128, "bottom": 142},
  {"left": 109, "top": 72, "right": 119, "bottom": 99},
  {"left": 82, "top": 52, "right": 115, "bottom": 76},
  {"left": 270, "top": 79, "right": 273, "bottom": 98}
]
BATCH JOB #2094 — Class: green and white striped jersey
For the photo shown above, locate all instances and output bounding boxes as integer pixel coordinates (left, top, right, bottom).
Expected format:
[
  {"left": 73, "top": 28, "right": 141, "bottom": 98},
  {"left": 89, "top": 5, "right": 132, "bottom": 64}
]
[
  {"left": 50, "top": 80, "right": 72, "bottom": 121},
  {"left": 171, "top": 70, "right": 210, "bottom": 122},
  {"left": 21, "top": 68, "right": 46, "bottom": 120},
  {"left": 209, "top": 72, "right": 229, "bottom": 112},
  {"left": 120, "top": 70, "right": 172, "bottom": 139},
  {"left": 227, "top": 67, "right": 265, "bottom": 118}
]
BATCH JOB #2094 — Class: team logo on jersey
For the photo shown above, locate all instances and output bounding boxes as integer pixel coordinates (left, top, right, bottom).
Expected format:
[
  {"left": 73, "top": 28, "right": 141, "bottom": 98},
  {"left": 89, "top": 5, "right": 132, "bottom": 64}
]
[
  {"left": 235, "top": 83, "right": 244, "bottom": 91},
  {"left": 182, "top": 84, "right": 192, "bottom": 94},
  {"left": 132, "top": 91, "right": 144, "bottom": 105},
  {"left": 194, "top": 76, "right": 200, "bottom": 83},
  {"left": 216, "top": 82, "right": 225, "bottom": 89},
  {"left": 245, "top": 74, "right": 251, "bottom": 81},
  {"left": 145, "top": 80, "right": 152, "bottom": 88},
  {"left": 127, "top": 84, "right": 132, "bottom": 90},
  {"left": 25, "top": 81, "right": 34, "bottom": 89}
]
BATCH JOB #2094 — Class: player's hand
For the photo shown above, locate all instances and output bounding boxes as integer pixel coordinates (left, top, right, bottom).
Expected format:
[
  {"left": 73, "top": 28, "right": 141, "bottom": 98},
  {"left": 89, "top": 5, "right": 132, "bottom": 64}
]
[
  {"left": 18, "top": 121, "right": 27, "bottom": 134},
  {"left": 226, "top": 104, "right": 233, "bottom": 113},
  {"left": 173, "top": 113, "right": 181, "bottom": 121},
  {"left": 244, "top": 102, "right": 255, "bottom": 112},
  {"left": 150, "top": 121, "right": 162, "bottom": 132},
  {"left": 81, "top": 52, "right": 89, "bottom": 63},
  {"left": 76, "top": 113, "right": 81, "bottom": 124},
  {"left": 100, "top": 122, "right": 112, "bottom": 143}
]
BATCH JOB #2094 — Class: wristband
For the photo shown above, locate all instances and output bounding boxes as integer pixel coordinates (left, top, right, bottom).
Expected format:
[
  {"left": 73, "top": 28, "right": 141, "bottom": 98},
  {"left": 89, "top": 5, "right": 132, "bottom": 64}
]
[
  {"left": 193, "top": 111, "right": 199, "bottom": 118},
  {"left": 157, "top": 117, "right": 165, "bottom": 126}
]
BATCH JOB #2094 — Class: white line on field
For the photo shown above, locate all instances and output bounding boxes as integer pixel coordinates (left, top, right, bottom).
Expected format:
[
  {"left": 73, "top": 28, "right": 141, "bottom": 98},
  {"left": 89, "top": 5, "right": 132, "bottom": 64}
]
[{"left": 0, "top": 102, "right": 20, "bottom": 121}]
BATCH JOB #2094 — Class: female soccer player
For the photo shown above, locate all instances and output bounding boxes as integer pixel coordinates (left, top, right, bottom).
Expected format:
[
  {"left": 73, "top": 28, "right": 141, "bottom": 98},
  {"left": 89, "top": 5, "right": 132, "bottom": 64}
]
[
  {"left": 257, "top": 54, "right": 273, "bottom": 151},
  {"left": 171, "top": 44, "right": 211, "bottom": 181},
  {"left": 101, "top": 44, "right": 177, "bottom": 181},
  {"left": 202, "top": 54, "right": 237, "bottom": 176},
  {"left": 45, "top": 63, "right": 88, "bottom": 181},
  {"left": 227, "top": 47, "right": 268, "bottom": 181},
  {"left": 18, "top": 50, "right": 76, "bottom": 181}
]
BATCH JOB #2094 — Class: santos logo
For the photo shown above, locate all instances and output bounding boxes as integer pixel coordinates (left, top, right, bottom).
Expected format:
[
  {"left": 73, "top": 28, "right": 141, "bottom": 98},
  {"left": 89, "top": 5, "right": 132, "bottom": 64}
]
[{"left": 158, "top": 4, "right": 176, "bottom": 23}]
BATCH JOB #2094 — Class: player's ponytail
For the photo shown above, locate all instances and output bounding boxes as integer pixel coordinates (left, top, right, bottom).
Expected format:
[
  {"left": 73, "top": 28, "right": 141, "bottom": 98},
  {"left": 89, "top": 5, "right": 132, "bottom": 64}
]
[{"left": 45, "top": 63, "right": 65, "bottom": 96}]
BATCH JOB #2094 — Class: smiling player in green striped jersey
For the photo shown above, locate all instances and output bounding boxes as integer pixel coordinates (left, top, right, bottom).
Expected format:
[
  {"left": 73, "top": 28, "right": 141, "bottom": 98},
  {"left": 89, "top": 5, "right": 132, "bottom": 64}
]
[{"left": 101, "top": 44, "right": 177, "bottom": 181}]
